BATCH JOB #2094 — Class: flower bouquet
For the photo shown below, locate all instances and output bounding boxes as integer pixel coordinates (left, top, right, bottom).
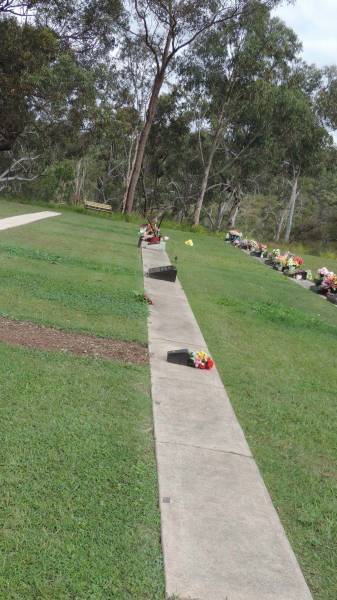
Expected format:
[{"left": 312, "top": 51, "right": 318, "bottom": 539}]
[
  {"left": 265, "top": 248, "right": 280, "bottom": 266},
  {"left": 189, "top": 350, "right": 214, "bottom": 370},
  {"left": 167, "top": 349, "right": 214, "bottom": 369},
  {"left": 284, "top": 255, "right": 307, "bottom": 279},
  {"left": 249, "top": 239, "right": 259, "bottom": 252},
  {"left": 315, "top": 267, "right": 331, "bottom": 286},
  {"left": 138, "top": 221, "right": 162, "bottom": 246},
  {"left": 239, "top": 238, "right": 250, "bottom": 250},
  {"left": 319, "top": 272, "right": 337, "bottom": 295},
  {"left": 293, "top": 256, "right": 304, "bottom": 267},
  {"left": 274, "top": 254, "right": 288, "bottom": 271},
  {"left": 228, "top": 230, "right": 242, "bottom": 244},
  {"left": 250, "top": 240, "right": 266, "bottom": 257}
]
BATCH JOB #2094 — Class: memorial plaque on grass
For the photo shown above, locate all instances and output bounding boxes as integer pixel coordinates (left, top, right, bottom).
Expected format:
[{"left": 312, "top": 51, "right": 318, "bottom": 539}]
[
  {"left": 167, "top": 349, "right": 190, "bottom": 366},
  {"left": 148, "top": 265, "right": 177, "bottom": 282}
]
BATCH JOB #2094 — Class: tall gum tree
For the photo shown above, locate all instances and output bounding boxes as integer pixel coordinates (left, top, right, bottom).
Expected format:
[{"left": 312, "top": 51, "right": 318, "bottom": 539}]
[
  {"left": 121, "top": 0, "right": 283, "bottom": 214},
  {"left": 179, "top": 1, "right": 301, "bottom": 225}
]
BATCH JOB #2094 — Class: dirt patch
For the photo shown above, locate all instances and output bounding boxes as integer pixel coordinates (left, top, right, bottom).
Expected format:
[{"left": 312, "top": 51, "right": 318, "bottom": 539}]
[{"left": 0, "top": 317, "right": 148, "bottom": 364}]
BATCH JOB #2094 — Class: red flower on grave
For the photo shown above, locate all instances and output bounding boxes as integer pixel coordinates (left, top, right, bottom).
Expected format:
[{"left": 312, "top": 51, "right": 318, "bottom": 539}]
[{"left": 206, "top": 358, "right": 214, "bottom": 370}]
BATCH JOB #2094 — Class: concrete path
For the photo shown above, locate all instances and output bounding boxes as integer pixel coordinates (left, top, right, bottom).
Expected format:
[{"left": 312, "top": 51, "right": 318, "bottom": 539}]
[
  {"left": 143, "top": 245, "right": 313, "bottom": 600},
  {"left": 0, "top": 211, "right": 60, "bottom": 231}
]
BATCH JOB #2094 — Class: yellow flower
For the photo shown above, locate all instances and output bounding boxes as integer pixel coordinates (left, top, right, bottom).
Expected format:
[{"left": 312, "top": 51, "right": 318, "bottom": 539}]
[{"left": 185, "top": 239, "right": 194, "bottom": 246}]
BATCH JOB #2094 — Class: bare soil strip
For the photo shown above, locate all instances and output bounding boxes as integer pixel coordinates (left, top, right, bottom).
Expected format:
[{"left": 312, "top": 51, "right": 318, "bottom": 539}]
[{"left": 0, "top": 317, "right": 148, "bottom": 364}]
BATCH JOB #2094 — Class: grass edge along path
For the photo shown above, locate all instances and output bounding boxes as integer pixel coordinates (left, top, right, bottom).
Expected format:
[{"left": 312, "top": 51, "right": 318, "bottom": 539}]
[{"left": 166, "top": 230, "right": 337, "bottom": 600}]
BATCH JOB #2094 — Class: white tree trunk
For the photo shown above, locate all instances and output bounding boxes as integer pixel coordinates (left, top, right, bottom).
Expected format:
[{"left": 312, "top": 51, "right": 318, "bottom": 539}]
[
  {"left": 216, "top": 199, "right": 228, "bottom": 231},
  {"left": 274, "top": 208, "right": 287, "bottom": 241},
  {"left": 193, "top": 109, "right": 225, "bottom": 226},
  {"left": 284, "top": 175, "right": 299, "bottom": 242}
]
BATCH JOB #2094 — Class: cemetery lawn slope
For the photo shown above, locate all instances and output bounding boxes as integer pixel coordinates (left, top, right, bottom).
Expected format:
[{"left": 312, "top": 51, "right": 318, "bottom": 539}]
[
  {"left": 0, "top": 200, "right": 147, "bottom": 343},
  {"left": 0, "top": 201, "right": 164, "bottom": 599},
  {"left": 0, "top": 346, "right": 164, "bottom": 600},
  {"left": 167, "top": 232, "right": 337, "bottom": 600}
]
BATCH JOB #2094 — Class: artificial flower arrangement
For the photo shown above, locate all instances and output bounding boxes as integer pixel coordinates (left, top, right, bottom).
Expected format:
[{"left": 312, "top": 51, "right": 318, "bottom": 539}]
[
  {"left": 138, "top": 221, "right": 164, "bottom": 245},
  {"left": 228, "top": 230, "right": 243, "bottom": 244},
  {"left": 249, "top": 241, "right": 267, "bottom": 256},
  {"left": 274, "top": 254, "right": 288, "bottom": 270},
  {"left": 189, "top": 350, "right": 214, "bottom": 370},
  {"left": 285, "top": 257, "right": 296, "bottom": 271},
  {"left": 266, "top": 248, "right": 280, "bottom": 263},
  {"left": 249, "top": 239, "right": 259, "bottom": 251},
  {"left": 319, "top": 272, "right": 337, "bottom": 294},
  {"left": 315, "top": 267, "right": 331, "bottom": 284},
  {"left": 239, "top": 238, "right": 250, "bottom": 249},
  {"left": 284, "top": 255, "right": 304, "bottom": 272},
  {"left": 283, "top": 255, "right": 308, "bottom": 279},
  {"left": 293, "top": 256, "right": 304, "bottom": 267}
]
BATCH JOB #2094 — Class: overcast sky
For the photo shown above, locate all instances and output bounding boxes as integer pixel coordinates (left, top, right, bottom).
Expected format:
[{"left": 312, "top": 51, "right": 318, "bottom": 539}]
[{"left": 273, "top": 0, "right": 337, "bottom": 67}]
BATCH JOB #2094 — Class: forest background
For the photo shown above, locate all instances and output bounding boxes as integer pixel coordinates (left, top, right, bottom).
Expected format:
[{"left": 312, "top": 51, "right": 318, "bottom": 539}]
[{"left": 1, "top": 0, "right": 337, "bottom": 246}]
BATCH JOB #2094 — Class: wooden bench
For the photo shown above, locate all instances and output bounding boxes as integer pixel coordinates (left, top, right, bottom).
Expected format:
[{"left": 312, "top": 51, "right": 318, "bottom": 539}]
[{"left": 84, "top": 201, "right": 112, "bottom": 213}]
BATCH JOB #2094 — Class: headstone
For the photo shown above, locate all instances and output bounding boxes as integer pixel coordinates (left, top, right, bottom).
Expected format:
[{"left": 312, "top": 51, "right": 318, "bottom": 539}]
[
  {"left": 148, "top": 265, "right": 177, "bottom": 282},
  {"left": 167, "top": 349, "right": 190, "bottom": 366}
]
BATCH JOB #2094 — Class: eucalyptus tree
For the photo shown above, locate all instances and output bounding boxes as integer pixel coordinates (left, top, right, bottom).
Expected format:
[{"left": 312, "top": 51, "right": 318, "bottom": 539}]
[
  {"left": 179, "top": 0, "right": 301, "bottom": 225},
  {"left": 0, "top": 14, "right": 104, "bottom": 189},
  {"left": 0, "top": 0, "right": 123, "bottom": 60},
  {"left": 120, "top": 0, "right": 283, "bottom": 214},
  {"left": 269, "top": 82, "right": 332, "bottom": 242}
]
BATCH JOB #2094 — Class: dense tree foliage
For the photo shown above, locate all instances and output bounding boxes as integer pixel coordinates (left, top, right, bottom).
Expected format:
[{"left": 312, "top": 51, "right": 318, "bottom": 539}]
[{"left": 0, "top": 0, "right": 336, "bottom": 242}]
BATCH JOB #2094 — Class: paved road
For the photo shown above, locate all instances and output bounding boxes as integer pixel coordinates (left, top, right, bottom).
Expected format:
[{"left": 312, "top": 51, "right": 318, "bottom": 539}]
[{"left": 143, "top": 245, "right": 313, "bottom": 600}]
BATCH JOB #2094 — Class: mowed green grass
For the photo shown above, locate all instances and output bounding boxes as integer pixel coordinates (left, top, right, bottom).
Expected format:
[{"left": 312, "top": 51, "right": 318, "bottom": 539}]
[
  {"left": 167, "top": 232, "right": 337, "bottom": 600},
  {"left": 0, "top": 199, "right": 39, "bottom": 217},
  {"left": 0, "top": 201, "right": 147, "bottom": 343},
  {"left": 0, "top": 200, "right": 164, "bottom": 599},
  {"left": 0, "top": 347, "right": 163, "bottom": 600}
]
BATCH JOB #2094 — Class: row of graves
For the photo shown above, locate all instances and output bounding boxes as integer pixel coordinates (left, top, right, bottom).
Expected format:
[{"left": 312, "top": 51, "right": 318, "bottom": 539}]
[
  {"left": 138, "top": 220, "right": 215, "bottom": 370},
  {"left": 226, "top": 230, "right": 337, "bottom": 306}
]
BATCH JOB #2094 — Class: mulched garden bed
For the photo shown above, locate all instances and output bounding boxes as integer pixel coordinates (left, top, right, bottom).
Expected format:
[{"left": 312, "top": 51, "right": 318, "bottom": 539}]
[{"left": 0, "top": 317, "right": 148, "bottom": 364}]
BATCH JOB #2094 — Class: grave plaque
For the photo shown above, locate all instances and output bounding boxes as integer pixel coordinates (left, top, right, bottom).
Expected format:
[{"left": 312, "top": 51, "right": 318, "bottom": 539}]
[
  {"left": 167, "top": 349, "right": 190, "bottom": 366},
  {"left": 148, "top": 265, "right": 177, "bottom": 282}
]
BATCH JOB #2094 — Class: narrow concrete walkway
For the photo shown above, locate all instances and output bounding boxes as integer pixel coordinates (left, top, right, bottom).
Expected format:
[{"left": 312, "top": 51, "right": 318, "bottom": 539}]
[
  {"left": 143, "top": 245, "right": 313, "bottom": 600},
  {"left": 0, "top": 211, "right": 60, "bottom": 231}
]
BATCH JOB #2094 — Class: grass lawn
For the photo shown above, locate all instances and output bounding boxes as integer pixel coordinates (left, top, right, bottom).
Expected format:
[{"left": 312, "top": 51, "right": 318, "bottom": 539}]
[
  {"left": 0, "top": 201, "right": 147, "bottom": 343},
  {"left": 167, "top": 231, "right": 337, "bottom": 600},
  {"left": 0, "top": 200, "right": 164, "bottom": 599},
  {"left": 0, "top": 199, "right": 40, "bottom": 218}
]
